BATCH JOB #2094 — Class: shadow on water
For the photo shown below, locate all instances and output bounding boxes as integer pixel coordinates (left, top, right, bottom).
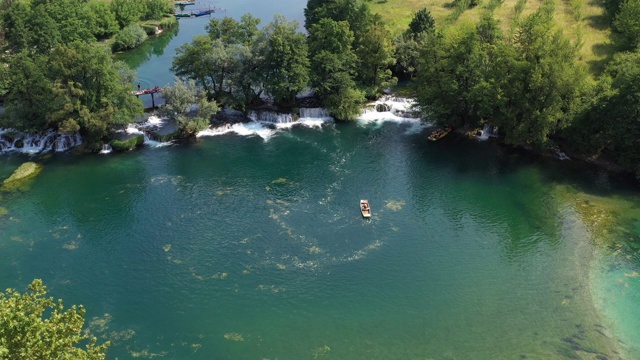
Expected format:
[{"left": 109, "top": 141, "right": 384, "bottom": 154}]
[{"left": 406, "top": 132, "right": 640, "bottom": 263}]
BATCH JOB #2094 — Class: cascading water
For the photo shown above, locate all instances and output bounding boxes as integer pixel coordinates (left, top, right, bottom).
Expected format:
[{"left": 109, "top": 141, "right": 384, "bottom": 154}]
[
  {"left": 364, "top": 96, "right": 421, "bottom": 119},
  {"left": 99, "top": 144, "right": 113, "bottom": 154},
  {"left": 478, "top": 124, "right": 499, "bottom": 141},
  {"left": 248, "top": 111, "right": 294, "bottom": 124},
  {"left": 0, "top": 129, "right": 82, "bottom": 155},
  {"left": 299, "top": 108, "right": 330, "bottom": 119}
]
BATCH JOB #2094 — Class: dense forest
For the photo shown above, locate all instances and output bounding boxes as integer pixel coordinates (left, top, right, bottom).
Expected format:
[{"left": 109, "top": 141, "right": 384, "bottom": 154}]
[
  {"left": 1, "top": 0, "right": 640, "bottom": 177},
  {"left": 0, "top": 0, "right": 176, "bottom": 142}
]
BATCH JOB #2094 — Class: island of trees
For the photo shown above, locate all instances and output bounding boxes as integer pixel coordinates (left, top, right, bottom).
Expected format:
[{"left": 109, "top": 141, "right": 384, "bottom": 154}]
[{"left": 1, "top": 0, "right": 640, "bottom": 178}]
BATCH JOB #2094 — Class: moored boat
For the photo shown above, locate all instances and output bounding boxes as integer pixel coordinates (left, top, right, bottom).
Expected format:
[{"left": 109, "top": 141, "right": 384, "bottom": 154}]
[
  {"left": 175, "top": 1, "right": 195, "bottom": 5},
  {"left": 193, "top": 9, "right": 214, "bottom": 16},
  {"left": 360, "top": 200, "right": 371, "bottom": 218},
  {"left": 428, "top": 126, "right": 453, "bottom": 141},
  {"left": 175, "top": 13, "right": 192, "bottom": 17}
]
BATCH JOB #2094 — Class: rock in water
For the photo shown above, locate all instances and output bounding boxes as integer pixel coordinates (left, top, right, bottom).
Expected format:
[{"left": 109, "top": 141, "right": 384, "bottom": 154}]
[{"left": 2, "top": 162, "right": 43, "bottom": 192}]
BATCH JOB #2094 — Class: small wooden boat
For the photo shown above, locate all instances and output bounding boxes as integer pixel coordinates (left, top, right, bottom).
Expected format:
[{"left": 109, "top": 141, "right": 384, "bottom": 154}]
[
  {"left": 360, "top": 199, "right": 371, "bottom": 218},
  {"left": 428, "top": 126, "right": 453, "bottom": 141},
  {"left": 194, "top": 9, "right": 214, "bottom": 16}
]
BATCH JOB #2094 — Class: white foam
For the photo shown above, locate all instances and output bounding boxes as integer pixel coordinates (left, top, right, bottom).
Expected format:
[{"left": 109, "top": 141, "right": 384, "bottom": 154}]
[
  {"left": 0, "top": 129, "right": 82, "bottom": 155},
  {"left": 143, "top": 134, "right": 173, "bottom": 148},
  {"left": 99, "top": 144, "right": 113, "bottom": 154},
  {"left": 197, "top": 122, "right": 275, "bottom": 141},
  {"left": 125, "top": 125, "right": 144, "bottom": 135},
  {"left": 357, "top": 97, "right": 431, "bottom": 135}
]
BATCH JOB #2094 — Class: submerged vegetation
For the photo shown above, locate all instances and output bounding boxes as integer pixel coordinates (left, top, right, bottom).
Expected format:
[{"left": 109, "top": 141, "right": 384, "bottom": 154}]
[{"left": 1, "top": 161, "right": 43, "bottom": 192}]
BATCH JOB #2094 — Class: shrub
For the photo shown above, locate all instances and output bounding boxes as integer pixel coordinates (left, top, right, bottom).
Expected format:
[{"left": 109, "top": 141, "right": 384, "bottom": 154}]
[
  {"left": 112, "top": 24, "right": 148, "bottom": 51},
  {"left": 110, "top": 135, "right": 144, "bottom": 151},
  {"left": 142, "top": 24, "right": 158, "bottom": 36},
  {"left": 159, "top": 15, "right": 178, "bottom": 29}
]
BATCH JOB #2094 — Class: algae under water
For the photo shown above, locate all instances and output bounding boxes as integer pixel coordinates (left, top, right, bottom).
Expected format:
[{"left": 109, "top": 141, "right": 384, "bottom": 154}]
[{"left": 0, "top": 119, "right": 639, "bottom": 359}]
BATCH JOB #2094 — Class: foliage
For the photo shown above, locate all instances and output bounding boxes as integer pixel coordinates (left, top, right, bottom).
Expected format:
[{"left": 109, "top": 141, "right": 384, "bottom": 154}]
[
  {"left": 413, "top": 10, "right": 588, "bottom": 147},
  {"left": 2, "top": 42, "right": 143, "bottom": 140},
  {"left": 159, "top": 15, "right": 178, "bottom": 29},
  {"left": 206, "top": 14, "right": 261, "bottom": 46},
  {"left": 259, "top": 15, "right": 310, "bottom": 105},
  {"left": 2, "top": 52, "right": 54, "bottom": 131},
  {"left": 83, "top": 1, "right": 119, "bottom": 40},
  {"left": 110, "top": 135, "right": 145, "bottom": 151},
  {"left": 0, "top": 64, "right": 8, "bottom": 96},
  {"left": 144, "top": 0, "right": 172, "bottom": 21},
  {"left": 308, "top": 18, "right": 364, "bottom": 119},
  {"left": 566, "top": 52, "right": 640, "bottom": 172},
  {"left": 113, "top": 24, "right": 148, "bottom": 52},
  {"left": 306, "top": 0, "right": 396, "bottom": 99},
  {"left": 355, "top": 17, "right": 397, "bottom": 97},
  {"left": 111, "top": 0, "right": 144, "bottom": 28},
  {"left": 160, "top": 78, "right": 219, "bottom": 137},
  {"left": 613, "top": 0, "right": 640, "bottom": 50},
  {"left": 406, "top": 8, "right": 435, "bottom": 36},
  {"left": 0, "top": 279, "right": 109, "bottom": 359}
]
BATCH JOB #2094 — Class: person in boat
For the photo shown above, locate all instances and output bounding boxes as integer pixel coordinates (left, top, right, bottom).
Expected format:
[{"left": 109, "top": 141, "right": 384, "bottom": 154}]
[
  {"left": 137, "top": 83, "right": 141, "bottom": 91},
  {"left": 362, "top": 203, "right": 369, "bottom": 211}
]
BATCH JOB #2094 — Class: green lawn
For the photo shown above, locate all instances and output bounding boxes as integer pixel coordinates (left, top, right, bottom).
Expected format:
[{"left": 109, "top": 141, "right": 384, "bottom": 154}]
[{"left": 369, "top": 0, "right": 615, "bottom": 75}]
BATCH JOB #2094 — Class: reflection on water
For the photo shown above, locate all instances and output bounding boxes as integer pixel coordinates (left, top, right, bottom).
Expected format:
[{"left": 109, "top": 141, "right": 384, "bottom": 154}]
[{"left": 1, "top": 119, "right": 639, "bottom": 359}]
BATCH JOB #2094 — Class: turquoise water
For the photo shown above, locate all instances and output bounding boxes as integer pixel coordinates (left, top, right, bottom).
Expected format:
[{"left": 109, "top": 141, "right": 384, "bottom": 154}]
[
  {"left": 2, "top": 1, "right": 640, "bottom": 358},
  {"left": 1, "top": 120, "right": 639, "bottom": 359}
]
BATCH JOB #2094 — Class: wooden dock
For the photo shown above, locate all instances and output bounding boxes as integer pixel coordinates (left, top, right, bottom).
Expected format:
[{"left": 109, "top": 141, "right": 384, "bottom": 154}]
[{"left": 132, "top": 86, "right": 162, "bottom": 108}]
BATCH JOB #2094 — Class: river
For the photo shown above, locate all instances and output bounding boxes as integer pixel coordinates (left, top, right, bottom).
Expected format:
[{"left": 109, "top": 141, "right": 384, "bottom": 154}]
[{"left": 1, "top": 1, "right": 639, "bottom": 359}]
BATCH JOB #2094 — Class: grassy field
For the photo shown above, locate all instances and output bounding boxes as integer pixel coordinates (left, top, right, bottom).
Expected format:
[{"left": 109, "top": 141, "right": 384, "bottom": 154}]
[{"left": 368, "top": 0, "right": 615, "bottom": 75}]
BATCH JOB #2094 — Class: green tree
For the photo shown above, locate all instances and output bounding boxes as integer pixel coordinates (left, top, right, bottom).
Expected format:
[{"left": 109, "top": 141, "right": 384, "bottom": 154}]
[
  {"left": 46, "top": 42, "right": 143, "bottom": 139},
  {"left": 260, "top": 15, "right": 309, "bottom": 105},
  {"left": 160, "top": 78, "right": 219, "bottom": 137},
  {"left": 144, "top": 0, "right": 172, "bottom": 21},
  {"left": 614, "top": 0, "right": 640, "bottom": 50},
  {"left": 83, "top": 1, "right": 119, "bottom": 40},
  {"left": 111, "top": 0, "right": 144, "bottom": 28},
  {"left": 406, "top": 8, "right": 435, "bottom": 36},
  {"left": 568, "top": 52, "right": 640, "bottom": 174},
  {"left": 113, "top": 23, "right": 148, "bottom": 52},
  {"left": 355, "top": 17, "right": 396, "bottom": 97},
  {"left": 414, "top": 23, "right": 485, "bottom": 127},
  {"left": 308, "top": 18, "right": 364, "bottom": 120},
  {"left": 0, "top": 279, "right": 109, "bottom": 359},
  {"left": 2, "top": 52, "right": 54, "bottom": 131},
  {"left": 27, "top": 4, "right": 61, "bottom": 53},
  {"left": 2, "top": 1, "right": 33, "bottom": 52},
  {"left": 206, "top": 14, "right": 261, "bottom": 46}
]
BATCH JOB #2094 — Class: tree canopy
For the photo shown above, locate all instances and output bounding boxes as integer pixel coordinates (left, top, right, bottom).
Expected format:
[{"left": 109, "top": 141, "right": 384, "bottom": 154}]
[{"left": 0, "top": 279, "right": 109, "bottom": 359}]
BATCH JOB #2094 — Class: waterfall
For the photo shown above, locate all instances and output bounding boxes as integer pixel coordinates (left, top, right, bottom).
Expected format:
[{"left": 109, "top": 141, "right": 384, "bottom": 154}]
[
  {"left": 299, "top": 108, "right": 330, "bottom": 118},
  {"left": 248, "top": 111, "right": 294, "bottom": 123},
  {"left": 0, "top": 129, "right": 82, "bottom": 155},
  {"left": 364, "top": 96, "right": 421, "bottom": 119},
  {"left": 99, "top": 144, "right": 113, "bottom": 154},
  {"left": 478, "top": 124, "right": 499, "bottom": 141}
]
